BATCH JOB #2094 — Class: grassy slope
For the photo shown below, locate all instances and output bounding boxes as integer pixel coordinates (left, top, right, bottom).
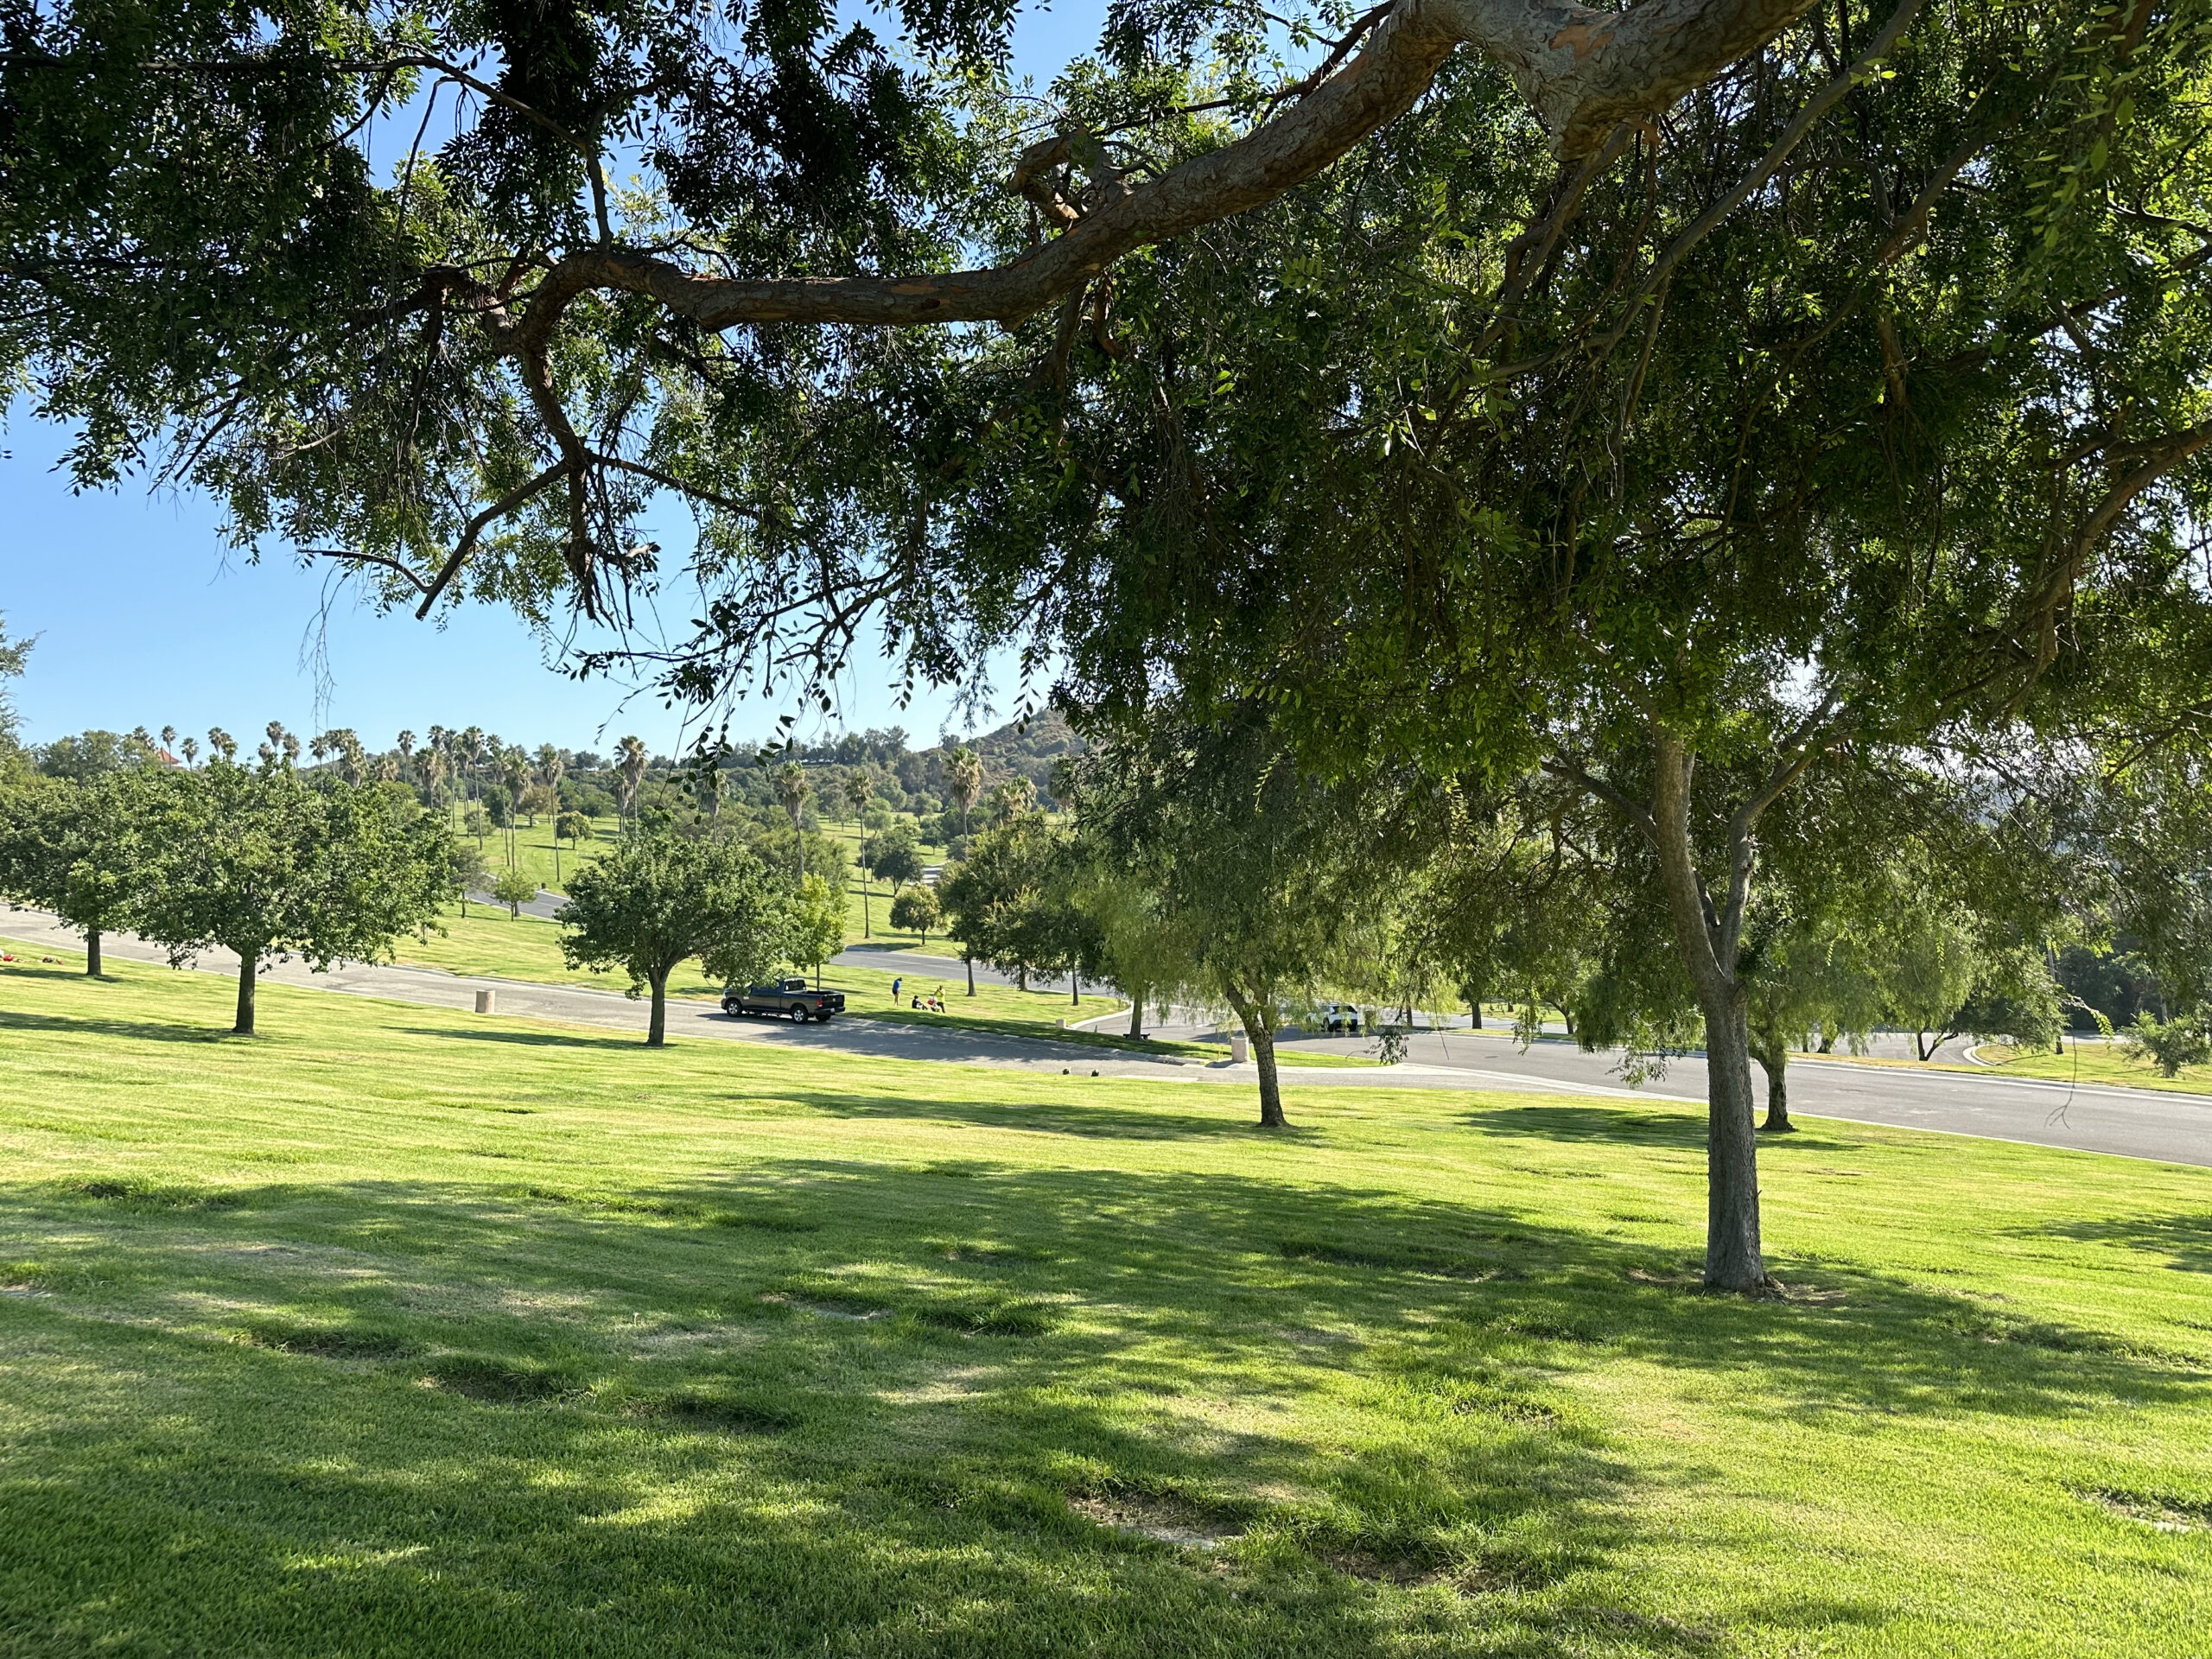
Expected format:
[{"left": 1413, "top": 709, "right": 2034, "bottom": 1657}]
[
  {"left": 0, "top": 956, "right": 2206, "bottom": 1656},
  {"left": 1966, "top": 1042, "right": 2212, "bottom": 1094},
  {"left": 452, "top": 810, "right": 621, "bottom": 896}
]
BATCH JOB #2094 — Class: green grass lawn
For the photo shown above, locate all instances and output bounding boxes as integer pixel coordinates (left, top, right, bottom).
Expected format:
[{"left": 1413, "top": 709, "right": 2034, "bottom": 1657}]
[
  {"left": 450, "top": 810, "right": 621, "bottom": 897},
  {"left": 1, "top": 955, "right": 2208, "bottom": 1655},
  {"left": 1965, "top": 1040, "right": 2212, "bottom": 1093}
]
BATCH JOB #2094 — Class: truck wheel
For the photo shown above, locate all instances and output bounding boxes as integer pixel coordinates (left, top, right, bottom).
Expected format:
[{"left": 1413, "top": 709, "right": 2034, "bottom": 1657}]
[
  {"left": 722, "top": 1001, "right": 739, "bottom": 1016},
  {"left": 789, "top": 1003, "right": 810, "bottom": 1023}
]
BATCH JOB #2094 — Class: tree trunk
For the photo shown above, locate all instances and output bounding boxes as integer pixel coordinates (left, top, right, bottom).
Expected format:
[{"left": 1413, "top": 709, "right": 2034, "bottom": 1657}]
[
  {"left": 1648, "top": 728, "right": 1766, "bottom": 1293},
  {"left": 1071, "top": 977, "right": 1080, "bottom": 1006},
  {"left": 1467, "top": 988, "right": 1483, "bottom": 1029},
  {"left": 1251, "top": 1023, "right": 1284, "bottom": 1128},
  {"left": 1916, "top": 1029, "right": 1933, "bottom": 1061},
  {"left": 1223, "top": 988, "right": 1287, "bottom": 1129},
  {"left": 234, "top": 950, "right": 258, "bottom": 1035},
  {"left": 965, "top": 953, "right": 976, "bottom": 996},
  {"left": 85, "top": 927, "right": 101, "bottom": 977},
  {"left": 1128, "top": 990, "right": 1145, "bottom": 1039},
  {"left": 1700, "top": 992, "right": 1766, "bottom": 1285},
  {"left": 646, "top": 969, "right": 670, "bottom": 1046},
  {"left": 1016, "top": 965, "right": 1027, "bottom": 992},
  {"left": 1753, "top": 1037, "right": 1794, "bottom": 1133}
]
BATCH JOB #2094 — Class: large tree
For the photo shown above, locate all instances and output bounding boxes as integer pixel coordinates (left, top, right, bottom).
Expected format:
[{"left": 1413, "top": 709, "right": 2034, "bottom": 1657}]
[
  {"left": 1080, "top": 703, "right": 1381, "bottom": 1128},
  {"left": 558, "top": 830, "right": 786, "bottom": 1044},
  {"left": 137, "top": 760, "right": 455, "bottom": 1033},
  {"left": 0, "top": 767, "right": 161, "bottom": 976}
]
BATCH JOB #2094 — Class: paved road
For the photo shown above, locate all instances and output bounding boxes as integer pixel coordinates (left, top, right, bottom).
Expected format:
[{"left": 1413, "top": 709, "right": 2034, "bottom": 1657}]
[
  {"left": 462, "top": 887, "right": 566, "bottom": 920},
  {"left": 9, "top": 909, "right": 2211, "bottom": 1167},
  {"left": 831, "top": 943, "right": 1089, "bottom": 998}
]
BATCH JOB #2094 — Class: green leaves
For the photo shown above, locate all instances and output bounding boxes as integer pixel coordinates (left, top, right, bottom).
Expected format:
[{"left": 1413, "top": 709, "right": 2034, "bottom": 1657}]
[{"left": 557, "top": 827, "right": 785, "bottom": 995}]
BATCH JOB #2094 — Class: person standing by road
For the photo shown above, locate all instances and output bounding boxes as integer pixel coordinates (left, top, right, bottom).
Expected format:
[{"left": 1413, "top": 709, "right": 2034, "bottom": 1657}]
[{"left": 893, "top": 976, "right": 902, "bottom": 1002}]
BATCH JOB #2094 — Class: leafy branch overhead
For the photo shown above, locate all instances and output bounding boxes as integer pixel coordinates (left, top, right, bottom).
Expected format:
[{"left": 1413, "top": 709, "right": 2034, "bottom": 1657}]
[{"left": 4, "top": 0, "right": 1936, "bottom": 660}]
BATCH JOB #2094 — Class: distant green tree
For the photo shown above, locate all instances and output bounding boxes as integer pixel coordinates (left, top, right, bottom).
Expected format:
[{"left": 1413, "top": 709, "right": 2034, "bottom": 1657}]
[
  {"left": 0, "top": 768, "right": 159, "bottom": 976},
  {"left": 2123, "top": 1008, "right": 2212, "bottom": 1077},
  {"left": 614, "top": 736, "right": 649, "bottom": 827},
  {"left": 558, "top": 831, "right": 785, "bottom": 1046},
  {"left": 448, "top": 840, "right": 492, "bottom": 918},
  {"left": 944, "top": 748, "right": 984, "bottom": 837},
  {"left": 137, "top": 761, "right": 454, "bottom": 1034},
  {"left": 843, "top": 768, "right": 875, "bottom": 936},
  {"left": 870, "top": 823, "right": 924, "bottom": 898},
  {"left": 0, "top": 613, "right": 29, "bottom": 780},
  {"left": 35, "top": 729, "right": 149, "bottom": 783},
  {"left": 773, "top": 762, "right": 810, "bottom": 876},
  {"left": 492, "top": 867, "right": 537, "bottom": 918},
  {"left": 1080, "top": 705, "right": 1368, "bottom": 1129},
  {"left": 552, "top": 809, "right": 592, "bottom": 887},
  {"left": 889, "top": 884, "right": 941, "bottom": 947},
  {"left": 787, "top": 872, "right": 844, "bottom": 987}
]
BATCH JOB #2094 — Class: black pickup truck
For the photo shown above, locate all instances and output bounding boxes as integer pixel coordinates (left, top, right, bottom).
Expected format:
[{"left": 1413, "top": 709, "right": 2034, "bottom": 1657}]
[{"left": 722, "top": 976, "right": 847, "bottom": 1023}]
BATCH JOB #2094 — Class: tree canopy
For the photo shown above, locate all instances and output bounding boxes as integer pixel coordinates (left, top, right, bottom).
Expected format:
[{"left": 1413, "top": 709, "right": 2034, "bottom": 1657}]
[
  {"left": 558, "top": 829, "right": 785, "bottom": 1043},
  {"left": 135, "top": 760, "right": 456, "bottom": 1033}
]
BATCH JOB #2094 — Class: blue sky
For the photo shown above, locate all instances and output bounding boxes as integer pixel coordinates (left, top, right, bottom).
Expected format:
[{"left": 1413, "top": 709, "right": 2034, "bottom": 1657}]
[{"left": 2, "top": 2, "right": 1105, "bottom": 757}]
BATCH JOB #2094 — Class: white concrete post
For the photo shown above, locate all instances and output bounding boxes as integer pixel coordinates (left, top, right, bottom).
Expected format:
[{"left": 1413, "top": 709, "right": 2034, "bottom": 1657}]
[
  {"left": 474, "top": 988, "right": 497, "bottom": 1014},
  {"left": 1230, "top": 1031, "right": 1249, "bottom": 1064}
]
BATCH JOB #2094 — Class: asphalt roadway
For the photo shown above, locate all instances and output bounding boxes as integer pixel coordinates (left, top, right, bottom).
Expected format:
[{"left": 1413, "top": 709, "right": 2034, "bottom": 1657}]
[{"left": 7, "top": 909, "right": 2211, "bottom": 1169}]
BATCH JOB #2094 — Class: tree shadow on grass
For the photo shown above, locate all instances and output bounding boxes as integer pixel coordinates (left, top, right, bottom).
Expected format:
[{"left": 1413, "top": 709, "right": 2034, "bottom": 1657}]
[
  {"left": 2024, "top": 1213, "right": 2212, "bottom": 1274},
  {"left": 761, "top": 1085, "right": 1265, "bottom": 1141},
  {"left": 1458, "top": 1101, "right": 1872, "bottom": 1156},
  {"left": 393, "top": 1024, "right": 654, "bottom": 1052},
  {"left": 0, "top": 1154, "right": 2201, "bottom": 1654},
  {"left": 0, "top": 1007, "right": 236, "bottom": 1046}
]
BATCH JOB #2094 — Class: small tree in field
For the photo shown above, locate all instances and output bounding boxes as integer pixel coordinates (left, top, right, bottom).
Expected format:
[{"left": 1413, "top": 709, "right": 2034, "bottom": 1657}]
[
  {"left": 788, "top": 871, "right": 844, "bottom": 987},
  {"left": 553, "top": 809, "right": 592, "bottom": 886},
  {"left": 1081, "top": 705, "right": 1366, "bottom": 1129},
  {"left": 449, "top": 841, "right": 491, "bottom": 917},
  {"left": 558, "top": 831, "right": 785, "bottom": 1046},
  {"left": 493, "top": 867, "right": 537, "bottom": 918},
  {"left": 137, "top": 760, "right": 454, "bottom": 1033},
  {"left": 890, "top": 884, "right": 940, "bottom": 947},
  {"left": 0, "top": 768, "right": 157, "bottom": 976},
  {"left": 871, "top": 823, "right": 923, "bottom": 899}
]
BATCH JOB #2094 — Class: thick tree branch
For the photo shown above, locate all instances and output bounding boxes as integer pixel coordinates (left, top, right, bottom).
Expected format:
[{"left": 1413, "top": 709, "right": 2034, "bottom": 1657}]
[
  {"left": 510, "top": 0, "right": 1823, "bottom": 339},
  {"left": 1541, "top": 754, "right": 1659, "bottom": 845},
  {"left": 334, "top": 0, "right": 1833, "bottom": 609}
]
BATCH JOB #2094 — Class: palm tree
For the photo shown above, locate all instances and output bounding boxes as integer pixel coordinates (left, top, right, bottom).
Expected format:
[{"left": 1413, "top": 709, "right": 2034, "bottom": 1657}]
[
  {"left": 396, "top": 730, "right": 416, "bottom": 781},
  {"left": 421, "top": 745, "right": 450, "bottom": 813},
  {"left": 774, "top": 761, "right": 810, "bottom": 879},
  {"left": 945, "top": 747, "right": 984, "bottom": 836},
  {"left": 461, "top": 727, "right": 486, "bottom": 799},
  {"left": 179, "top": 735, "right": 199, "bottom": 766},
  {"left": 500, "top": 746, "right": 531, "bottom": 865},
  {"left": 615, "top": 735, "right": 648, "bottom": 828},
  {"left": 843, "top": 768, "right": 874, "bottom": 936},
  {"left": 536, "top": 744, "right": 564, "bottom": 820}
]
